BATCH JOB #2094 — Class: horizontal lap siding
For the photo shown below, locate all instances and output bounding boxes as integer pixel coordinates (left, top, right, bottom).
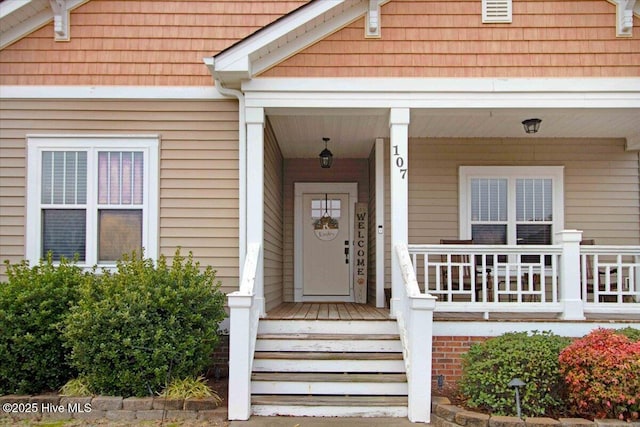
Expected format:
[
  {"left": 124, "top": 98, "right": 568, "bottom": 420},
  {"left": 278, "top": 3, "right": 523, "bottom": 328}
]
[
  {"left": 264, "top": 121, "right": 284, "bottom": 311},
  {"left": 407, "top": 138, "right": 640, "bottom": 245},
  {"left": 378, "top": 138, "right": 639, "bottom": 289},
  {"left": 0, "top": 99, "right": 241, "bottom": 293},
  {"left": 263, "top": 0, "right": 640, "bottom": 77},
  {"left": 0, "top": 0, "right": 306, "bottom": 85}
]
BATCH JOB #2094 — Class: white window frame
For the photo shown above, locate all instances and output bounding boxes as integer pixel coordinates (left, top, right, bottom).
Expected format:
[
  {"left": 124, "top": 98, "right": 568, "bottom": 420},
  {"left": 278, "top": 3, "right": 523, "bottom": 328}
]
[
  {"left": 26, "top": 135, "right": 159, "bottom": 267},
  {"left": 459, "top": 166, "right": 564, "bottom": 244}
]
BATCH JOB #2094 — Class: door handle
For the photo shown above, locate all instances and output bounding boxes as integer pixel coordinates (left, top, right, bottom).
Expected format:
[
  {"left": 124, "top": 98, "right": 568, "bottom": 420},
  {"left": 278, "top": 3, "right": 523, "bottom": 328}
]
[{"left": 344, "top": 247, "right": 349, "bottom": 264}]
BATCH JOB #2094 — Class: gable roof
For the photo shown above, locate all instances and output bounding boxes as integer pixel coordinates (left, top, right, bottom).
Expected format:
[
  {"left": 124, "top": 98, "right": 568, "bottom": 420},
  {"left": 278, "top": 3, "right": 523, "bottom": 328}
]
[
  {"left": 206, "top": 0, "right": 640, "bottom": 87},
  {"left": 206, "top": 0, "right": 390, "bottom": 88}
]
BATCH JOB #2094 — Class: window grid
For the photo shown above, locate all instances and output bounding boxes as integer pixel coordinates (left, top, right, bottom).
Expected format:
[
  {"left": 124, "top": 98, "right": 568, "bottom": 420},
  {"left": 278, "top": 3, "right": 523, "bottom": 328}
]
[
  {"left": 27, "top": 136, "right": 159, "bottom": 267},
  {"left": 460, "top": 166, "right": 563, "bottom": 247}
]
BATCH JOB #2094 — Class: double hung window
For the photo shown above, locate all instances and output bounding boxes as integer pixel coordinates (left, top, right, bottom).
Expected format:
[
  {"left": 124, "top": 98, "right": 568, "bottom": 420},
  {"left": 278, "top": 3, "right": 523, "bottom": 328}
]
[
  {"left": 27, "top": 135, "right": 159, "bottom": 266},
  {"left": 459, "top": 166, "right": 564, "bottom": 247}
]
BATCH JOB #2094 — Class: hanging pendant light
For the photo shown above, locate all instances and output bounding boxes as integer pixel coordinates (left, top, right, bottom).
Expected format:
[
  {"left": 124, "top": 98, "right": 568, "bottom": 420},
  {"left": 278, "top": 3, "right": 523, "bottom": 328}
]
[
  {"left": 319, "top": 137, "right": 333, "bottom": 168},
  {"left": 521, "top": 118, "right": 542, "bottom": 134}
]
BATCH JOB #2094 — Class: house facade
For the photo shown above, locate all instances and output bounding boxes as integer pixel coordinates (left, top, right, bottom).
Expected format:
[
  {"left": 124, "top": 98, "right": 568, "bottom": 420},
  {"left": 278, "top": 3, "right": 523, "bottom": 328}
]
[{"left": 1, "top": 0, "right": 639, "bottom": 423}]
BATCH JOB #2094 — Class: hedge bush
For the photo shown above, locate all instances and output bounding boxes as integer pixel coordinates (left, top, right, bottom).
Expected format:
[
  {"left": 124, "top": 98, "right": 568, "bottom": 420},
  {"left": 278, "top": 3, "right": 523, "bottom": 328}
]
[
  {"left": 63, "top": 250, "right": 226, "bottom": 397},
  {"left": 460, "top": 331, "right": 571, "bottom": 417},
  {"left": 559, "top": 328, "right": 640, "bottom": 421},
  {"left": 0, "top": 256, "right": 85, "bottom": 394}
]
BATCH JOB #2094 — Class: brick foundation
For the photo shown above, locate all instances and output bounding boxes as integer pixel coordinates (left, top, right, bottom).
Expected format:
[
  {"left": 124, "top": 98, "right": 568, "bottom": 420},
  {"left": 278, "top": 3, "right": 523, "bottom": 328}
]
[{"left": 432, "top": 336, "right": 489, "bottom": 391}]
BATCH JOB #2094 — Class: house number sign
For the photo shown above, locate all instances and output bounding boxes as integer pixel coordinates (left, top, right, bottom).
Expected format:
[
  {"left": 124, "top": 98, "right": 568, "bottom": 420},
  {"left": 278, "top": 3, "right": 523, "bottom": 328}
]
[{"left": 392, "top": 145, "right": 408, "bottom": 179}]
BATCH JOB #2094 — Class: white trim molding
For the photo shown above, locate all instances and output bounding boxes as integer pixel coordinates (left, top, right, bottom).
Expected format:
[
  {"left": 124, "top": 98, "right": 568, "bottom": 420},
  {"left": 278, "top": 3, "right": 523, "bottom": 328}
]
[
  {"left": 458, "top": 165, "right": 565, "bottom": 244},
  {"left": 294, "top": 182, "right": 358, "bottom": 302},
  {"left": 26, "top": 134, "right": 160, "bottom": 267},
  {"left": 0, "top": 85, "right": 225, "bottom": 100},
  {"left": 242, "top": 77, "right": 640, "bottom": 110}
]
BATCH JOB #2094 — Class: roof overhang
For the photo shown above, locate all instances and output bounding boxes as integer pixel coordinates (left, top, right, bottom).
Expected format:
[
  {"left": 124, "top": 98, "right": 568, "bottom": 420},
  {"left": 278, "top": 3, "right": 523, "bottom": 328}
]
[
  {"left": 205, "top": 0, "right": 390, "bottom": 88},
  {"left": 1, "top": 0, "right": 89, "bottom": 49}
]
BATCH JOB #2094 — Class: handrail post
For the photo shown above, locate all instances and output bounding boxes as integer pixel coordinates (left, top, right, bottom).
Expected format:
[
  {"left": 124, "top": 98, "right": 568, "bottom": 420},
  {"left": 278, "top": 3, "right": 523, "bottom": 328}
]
[
  {"left": 407, "top": 295, "right": 436, "bottom": 423},
  {"left": 227, "top": 292, "right": 253, "bottom": 420},
  {"left": 557, "top": 230, "right": 585, "bottom": 320}
]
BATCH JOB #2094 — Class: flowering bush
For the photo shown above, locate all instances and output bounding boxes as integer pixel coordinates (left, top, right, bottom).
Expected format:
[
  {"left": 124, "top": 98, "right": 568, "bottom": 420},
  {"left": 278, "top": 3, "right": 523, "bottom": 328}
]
[{"left": 559, "top": 328, "right": 640, "bottom": 421}]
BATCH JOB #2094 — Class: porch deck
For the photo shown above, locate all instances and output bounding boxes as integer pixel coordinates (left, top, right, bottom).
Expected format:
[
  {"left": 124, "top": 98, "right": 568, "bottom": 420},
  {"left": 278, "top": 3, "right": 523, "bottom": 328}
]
[
  {"left": 266, "top": 302, "right": 640, "bottom": 322},
  {"left": 266, "top": 302, "right": 390, "bottom": 320}
]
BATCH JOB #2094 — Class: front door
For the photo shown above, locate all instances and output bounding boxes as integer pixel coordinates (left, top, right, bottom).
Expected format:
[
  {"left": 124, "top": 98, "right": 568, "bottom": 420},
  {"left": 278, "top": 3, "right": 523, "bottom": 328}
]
[{"left": 294, "top": 183, "right": 357, "bottom": 302}]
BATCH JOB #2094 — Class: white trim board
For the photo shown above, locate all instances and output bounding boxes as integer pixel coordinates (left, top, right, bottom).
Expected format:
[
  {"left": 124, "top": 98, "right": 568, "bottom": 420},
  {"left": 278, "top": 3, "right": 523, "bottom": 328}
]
[
  {"left": 434, "top": 321, "right": 640, "bottom": 338},
  {"left": 243, "top": 77, "right": 640, "bottom": 110},
  {"left": 294, "top": 182, "right": 358, "bottom": 302},
  {"left": 0, "top": 86, "right": 226, "bottom": 100}
]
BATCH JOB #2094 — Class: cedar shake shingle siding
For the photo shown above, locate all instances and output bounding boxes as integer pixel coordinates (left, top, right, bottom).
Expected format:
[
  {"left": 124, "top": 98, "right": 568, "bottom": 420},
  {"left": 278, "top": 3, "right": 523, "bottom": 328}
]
[
  {"left": 262, "top": 0, "right": 640, "bottom": 78},
  {"left": 0, "top": 0, "right": 307, "bottom": 85}
]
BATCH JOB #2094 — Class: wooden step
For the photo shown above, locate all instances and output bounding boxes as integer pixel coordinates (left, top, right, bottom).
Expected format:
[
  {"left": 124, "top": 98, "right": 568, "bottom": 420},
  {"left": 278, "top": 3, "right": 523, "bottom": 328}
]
[
  {"left": 253, "top": 351, "right": 405, "bottom": 373},
  {"left": 255, "top": 335, "right": 403, "bottom": 352},
  {"left": 252, "top": 395, "right": 408, "bottom": 407},
  {"left": 254, "top": 351, "right": 403, "bottom": 360},
  {"left": 258, "top": 319, "right": 398, "bottom": 335},
  {"left": 251, "top": 372, "right": 408, "bottom": 395},
  {"left": 257, "top": 333, "right": 400, "bottom": 340},
  {"left": 252, "top": 372, "right": 407, "bottom": 383}
]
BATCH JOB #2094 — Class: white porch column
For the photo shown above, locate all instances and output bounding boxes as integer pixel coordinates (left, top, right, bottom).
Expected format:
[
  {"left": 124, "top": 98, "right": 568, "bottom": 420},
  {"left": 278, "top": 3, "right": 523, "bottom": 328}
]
[
  {"left": 557, "top": 230, "right": 585, "bottom": 320},
  {"left": 246, "top": 107, "right": 265, "bottom": 315},
  {"left": 389, "top": 108, "right": 410, "bottom": 317},
  {"left": 375, "top": 137, "right": 386, "bottom": 308}
]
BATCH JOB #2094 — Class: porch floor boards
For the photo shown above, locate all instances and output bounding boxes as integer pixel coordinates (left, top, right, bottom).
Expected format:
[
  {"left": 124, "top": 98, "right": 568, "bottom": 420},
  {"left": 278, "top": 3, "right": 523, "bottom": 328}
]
[
  {"left": 266, "top": 303, "right": 640, "bottom": 322},
  {"left": 267, "top": 302, "right": 390, "bottom": 321}
]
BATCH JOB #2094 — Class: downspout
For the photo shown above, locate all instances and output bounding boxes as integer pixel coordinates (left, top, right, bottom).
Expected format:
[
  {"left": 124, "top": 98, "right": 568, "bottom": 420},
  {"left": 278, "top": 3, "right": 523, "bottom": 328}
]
[
  {"left": 216, "top": 79, "right": 247, "bottom": 273},
  {"left": 209, "top": 71, "right": 247, "bottom": 274}
]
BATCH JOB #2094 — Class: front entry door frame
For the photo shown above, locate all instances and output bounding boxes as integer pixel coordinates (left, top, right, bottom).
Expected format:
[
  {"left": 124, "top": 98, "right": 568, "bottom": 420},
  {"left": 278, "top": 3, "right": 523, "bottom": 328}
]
[{"left": 294, "top": 182, "right": 358, "bottom": 302}]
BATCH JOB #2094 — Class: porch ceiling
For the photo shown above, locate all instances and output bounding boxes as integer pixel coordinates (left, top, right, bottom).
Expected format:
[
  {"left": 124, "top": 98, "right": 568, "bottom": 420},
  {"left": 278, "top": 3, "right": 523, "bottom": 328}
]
[{"left": 267, "top": 107, "right": 640, "bottom": 158}]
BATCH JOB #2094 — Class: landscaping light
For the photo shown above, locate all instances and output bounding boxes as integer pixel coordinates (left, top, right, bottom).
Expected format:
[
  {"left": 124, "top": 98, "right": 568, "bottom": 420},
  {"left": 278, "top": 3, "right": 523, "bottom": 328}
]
[{"left": 508, "top": 377, "right": 525, "bottom": 418}]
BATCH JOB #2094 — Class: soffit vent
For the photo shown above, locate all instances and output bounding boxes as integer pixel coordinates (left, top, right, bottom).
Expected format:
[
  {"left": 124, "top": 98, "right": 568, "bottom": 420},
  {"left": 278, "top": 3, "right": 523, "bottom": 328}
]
[{"left": 482, "top": 0, "right": 512, "bottom": 23}]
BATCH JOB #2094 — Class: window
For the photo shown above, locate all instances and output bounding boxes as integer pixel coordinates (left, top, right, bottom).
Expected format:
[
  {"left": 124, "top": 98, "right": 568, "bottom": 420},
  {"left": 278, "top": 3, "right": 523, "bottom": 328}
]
[
  {"left": 459, "top": 166, "right": 564, "bottom": 246},
  {"left": 27, "top": 135, "right": 159, "bottom": 266}
]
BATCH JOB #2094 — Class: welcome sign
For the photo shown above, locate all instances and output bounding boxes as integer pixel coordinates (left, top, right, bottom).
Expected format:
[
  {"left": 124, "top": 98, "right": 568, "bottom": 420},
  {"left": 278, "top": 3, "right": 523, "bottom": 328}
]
[{"left": 353, "top": 203, "right": 368, "bottom": 304}]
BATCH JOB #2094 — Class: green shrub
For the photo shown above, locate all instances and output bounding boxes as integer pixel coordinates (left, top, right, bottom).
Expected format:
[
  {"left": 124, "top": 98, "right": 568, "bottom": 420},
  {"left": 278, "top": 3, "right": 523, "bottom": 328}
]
[
  {"left": 63, "top": 250, "right": 226, "bottom": 397},
  {"left": 559, "top": 328, "right": 640, "bottom": 421},
  {"left": 0, "top": 256, "right": 85, "bottom": 394},
  {"left": 615, "top": 326, "right": 640, "bottom": 342},
  {"left": 460, "top": 331, "right": 571, "bottom": 417}
]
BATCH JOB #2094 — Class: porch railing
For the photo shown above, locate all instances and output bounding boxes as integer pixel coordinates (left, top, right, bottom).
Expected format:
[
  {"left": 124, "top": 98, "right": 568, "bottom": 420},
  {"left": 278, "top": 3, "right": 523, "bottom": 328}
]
[
  {"left": 227, "top": 242, "right": 262, "bottom": 421},
  {"left": 394, "top": 243, "right": 436, "bottom": 423},
  {"left": 580, "top": 246, "right": 640, "bottom": 313},
  {"left": 406, "top": 232, "right": 639, "bottom": 319}
]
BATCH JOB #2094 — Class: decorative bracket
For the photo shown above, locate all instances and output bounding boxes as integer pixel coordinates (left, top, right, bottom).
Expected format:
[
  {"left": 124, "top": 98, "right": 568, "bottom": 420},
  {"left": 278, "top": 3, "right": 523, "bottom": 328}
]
[
  {"left": 616, "top": 0, "right": 636, "bottom": 37},
  {"left": 49, "top": 0, "right": 70, "bottom": 41},
  {"left": 365, "top": 0, "right": 381, "bottom": 38}
]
